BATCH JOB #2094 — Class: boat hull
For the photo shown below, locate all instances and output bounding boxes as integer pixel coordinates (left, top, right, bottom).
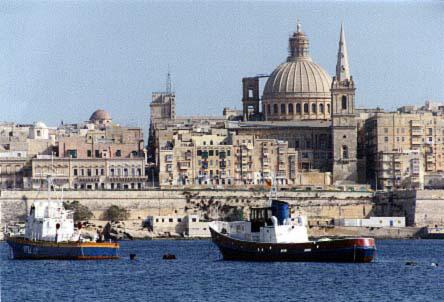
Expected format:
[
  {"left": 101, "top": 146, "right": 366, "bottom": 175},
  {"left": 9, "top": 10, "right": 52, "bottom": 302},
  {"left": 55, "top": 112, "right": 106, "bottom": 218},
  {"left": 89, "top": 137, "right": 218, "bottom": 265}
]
[
  {"left": 6, "top": 237, "right": 119, "bottom": 260},
  {"left": 210, "top": 227, "right": 376, "bottom": 263}
]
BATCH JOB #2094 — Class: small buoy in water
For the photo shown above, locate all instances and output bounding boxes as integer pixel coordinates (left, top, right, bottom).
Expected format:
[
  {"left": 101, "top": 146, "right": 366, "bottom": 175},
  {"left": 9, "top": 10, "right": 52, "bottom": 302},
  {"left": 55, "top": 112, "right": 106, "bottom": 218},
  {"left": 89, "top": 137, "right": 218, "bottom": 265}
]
[
  {"left": 130, "top": 254, "right": 136, "bottom": 260},
  {"left": 431, "top": 262, "right": 438, "bottom": 267},
  {"left": 405, "top": 261, "right": 417, "bottom": 266},
  {"left": 163, "top": 253, "right": 176, "bottom": 260}
]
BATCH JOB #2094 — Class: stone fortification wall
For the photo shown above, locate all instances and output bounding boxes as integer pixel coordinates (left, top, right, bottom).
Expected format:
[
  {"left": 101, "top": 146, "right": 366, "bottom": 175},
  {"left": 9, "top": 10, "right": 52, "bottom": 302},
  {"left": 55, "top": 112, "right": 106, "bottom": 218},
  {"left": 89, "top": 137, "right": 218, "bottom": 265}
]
[
  {"left": 0, "top": 190, "right": 374, "bottom": 227},
  {"left": 374, "top": 190, "right": 444, "bottom": 227}
]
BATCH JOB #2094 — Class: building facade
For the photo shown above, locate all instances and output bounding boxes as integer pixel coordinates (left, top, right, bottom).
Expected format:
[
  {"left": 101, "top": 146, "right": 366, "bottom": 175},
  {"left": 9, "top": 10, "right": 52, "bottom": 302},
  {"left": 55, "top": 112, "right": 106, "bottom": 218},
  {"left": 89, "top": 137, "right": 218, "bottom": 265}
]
[{"left": 365, "top": 108, "right": 444, "bottom": 190}]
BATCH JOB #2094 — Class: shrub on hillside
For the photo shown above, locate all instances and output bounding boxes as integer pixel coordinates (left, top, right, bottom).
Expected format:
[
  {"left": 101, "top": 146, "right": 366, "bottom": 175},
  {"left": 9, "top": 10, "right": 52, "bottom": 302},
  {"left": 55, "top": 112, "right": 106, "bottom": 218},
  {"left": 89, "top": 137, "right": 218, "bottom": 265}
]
[
  {"left": 63, "top": 200, "right": 93, "bottom": 222},
  {"left": 103, "top": 205, "right": 129, "bottom": 221}
]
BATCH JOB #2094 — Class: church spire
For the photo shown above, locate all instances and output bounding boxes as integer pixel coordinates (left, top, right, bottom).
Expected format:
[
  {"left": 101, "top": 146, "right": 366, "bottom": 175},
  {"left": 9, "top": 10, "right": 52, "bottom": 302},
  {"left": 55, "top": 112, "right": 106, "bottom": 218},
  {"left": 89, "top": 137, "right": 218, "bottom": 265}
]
[{"left": 335, "top": 23, "right": 350, "bottom": 81}]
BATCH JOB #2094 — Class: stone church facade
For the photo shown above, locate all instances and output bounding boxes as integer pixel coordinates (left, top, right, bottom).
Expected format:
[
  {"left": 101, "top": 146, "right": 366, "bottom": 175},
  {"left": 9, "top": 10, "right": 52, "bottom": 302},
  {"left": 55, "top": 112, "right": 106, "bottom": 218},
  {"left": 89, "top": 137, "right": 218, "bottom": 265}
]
[{"left": 234, "top": 22, "right": 358, "bottom": 184}]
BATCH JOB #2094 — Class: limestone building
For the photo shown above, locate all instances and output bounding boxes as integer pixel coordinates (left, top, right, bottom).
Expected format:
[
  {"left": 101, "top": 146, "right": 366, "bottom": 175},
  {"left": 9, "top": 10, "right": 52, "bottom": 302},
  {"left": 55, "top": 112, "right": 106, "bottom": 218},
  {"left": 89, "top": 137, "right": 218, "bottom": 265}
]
[
  {"left": 364, "top": 105, "right": 444, "bottom": 190},
  {"left": 157, "top": 129, "right": 299, "bottom": 188}
]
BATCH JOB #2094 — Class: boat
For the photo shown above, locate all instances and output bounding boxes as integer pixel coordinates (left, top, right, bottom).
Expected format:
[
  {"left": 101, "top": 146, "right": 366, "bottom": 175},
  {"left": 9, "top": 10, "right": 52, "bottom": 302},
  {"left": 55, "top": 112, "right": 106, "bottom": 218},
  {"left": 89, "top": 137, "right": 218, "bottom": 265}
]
[
  {"left": 209, "top": 199, "right": 376, "bottom": 263},
  {"left": 5, "top": 177, "right": 119, "bottom": 260}
]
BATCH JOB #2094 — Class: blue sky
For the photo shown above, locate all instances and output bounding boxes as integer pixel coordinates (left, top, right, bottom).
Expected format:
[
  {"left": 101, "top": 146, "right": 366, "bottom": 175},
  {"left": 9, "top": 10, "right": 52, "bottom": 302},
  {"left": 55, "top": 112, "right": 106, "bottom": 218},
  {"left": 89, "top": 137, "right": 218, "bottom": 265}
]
[{"left": 1, "top": 1, "right": 443, "bottom": 132}]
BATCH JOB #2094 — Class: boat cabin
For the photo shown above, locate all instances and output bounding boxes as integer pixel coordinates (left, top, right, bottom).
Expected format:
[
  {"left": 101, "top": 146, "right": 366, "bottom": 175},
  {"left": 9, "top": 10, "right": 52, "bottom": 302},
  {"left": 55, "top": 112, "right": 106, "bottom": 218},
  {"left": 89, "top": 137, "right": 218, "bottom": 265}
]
[{"left": 24, "top": 200, "right": 78, "bottom": 242}]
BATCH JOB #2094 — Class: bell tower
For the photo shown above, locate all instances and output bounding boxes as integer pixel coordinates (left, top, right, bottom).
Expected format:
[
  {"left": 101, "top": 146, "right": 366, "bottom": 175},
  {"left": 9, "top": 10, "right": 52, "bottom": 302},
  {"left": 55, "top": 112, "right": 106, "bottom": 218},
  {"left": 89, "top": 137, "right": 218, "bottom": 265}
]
[{"left": 331, "top": 24, "right": 358, "bottom": 183}]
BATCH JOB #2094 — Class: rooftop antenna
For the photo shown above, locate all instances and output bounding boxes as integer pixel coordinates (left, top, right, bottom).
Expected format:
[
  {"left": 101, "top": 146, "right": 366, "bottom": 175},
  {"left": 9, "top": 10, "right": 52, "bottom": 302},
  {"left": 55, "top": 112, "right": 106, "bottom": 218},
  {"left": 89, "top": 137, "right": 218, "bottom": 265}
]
[{"left": 166, "top": 66, "right": 172, "bottom": 94}]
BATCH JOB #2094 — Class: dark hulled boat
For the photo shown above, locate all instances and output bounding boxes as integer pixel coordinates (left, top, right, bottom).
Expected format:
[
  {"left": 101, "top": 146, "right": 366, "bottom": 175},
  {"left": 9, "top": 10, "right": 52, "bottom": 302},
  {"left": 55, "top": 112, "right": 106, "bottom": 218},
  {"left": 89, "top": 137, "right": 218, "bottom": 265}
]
[{"left": 209, "top": 200, "right": 376, "bottom": 263}]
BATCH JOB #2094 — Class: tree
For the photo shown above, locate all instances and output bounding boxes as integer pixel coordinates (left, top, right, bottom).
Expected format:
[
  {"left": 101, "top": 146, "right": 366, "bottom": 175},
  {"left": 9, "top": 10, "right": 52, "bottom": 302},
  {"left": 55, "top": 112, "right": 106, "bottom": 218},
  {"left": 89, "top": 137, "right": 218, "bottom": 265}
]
[
  {"left": 103, "top": 205, "right": 129, "bottom": 221},
  {"left": 63, "top": 200, "right": 93, "bottom": 222}
]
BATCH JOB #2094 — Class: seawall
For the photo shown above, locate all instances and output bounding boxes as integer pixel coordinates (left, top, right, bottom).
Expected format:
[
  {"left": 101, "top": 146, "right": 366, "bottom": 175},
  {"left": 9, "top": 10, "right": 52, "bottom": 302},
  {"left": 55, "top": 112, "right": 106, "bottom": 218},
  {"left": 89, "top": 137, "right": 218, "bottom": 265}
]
[{"left": 0, "top": 189, "right": 374, "bottom": 226}]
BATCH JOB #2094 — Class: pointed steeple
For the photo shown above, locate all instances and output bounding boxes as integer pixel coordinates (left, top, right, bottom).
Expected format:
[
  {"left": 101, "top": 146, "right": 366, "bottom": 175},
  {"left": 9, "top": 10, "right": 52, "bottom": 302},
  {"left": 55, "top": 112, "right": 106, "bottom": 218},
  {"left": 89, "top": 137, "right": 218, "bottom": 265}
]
[
  {"left": 166, "top": 68, "right": 172, "bottom": 93},
  {"left": 335, "top": 23, "right": 350, "bottom": 81}
]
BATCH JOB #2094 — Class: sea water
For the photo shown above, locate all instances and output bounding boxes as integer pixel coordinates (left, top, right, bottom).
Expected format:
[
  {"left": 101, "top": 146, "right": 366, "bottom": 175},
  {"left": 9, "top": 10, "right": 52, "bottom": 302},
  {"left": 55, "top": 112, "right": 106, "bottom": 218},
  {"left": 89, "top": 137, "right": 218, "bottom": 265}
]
[{"left": 1, "top": 240, "right": 443, "bottom": 301}]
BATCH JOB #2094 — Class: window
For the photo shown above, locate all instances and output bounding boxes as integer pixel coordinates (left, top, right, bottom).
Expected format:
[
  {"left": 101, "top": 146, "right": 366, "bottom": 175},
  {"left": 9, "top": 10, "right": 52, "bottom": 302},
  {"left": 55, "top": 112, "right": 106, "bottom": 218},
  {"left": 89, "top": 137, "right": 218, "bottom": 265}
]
[
  {"left": 304, "top": 103, "right": 308, "bottom": 114},
  {"left": 281, "top": 104, "right": 285, "bottom": 114},
  {"left": 342, "top": 145, "right": 349, "bottom": 159},
  {"left": 36, "top": 130, "right": 41, "bottom": 137},
  {"left": 327, "top": 104, "right": 330, "bottom": 113},
  {"left": 67, "top": 150, "right": 77, "bottom": 158},
  {"left": 87, "top": 169, "right": 92, "bottom": 176},
  {"left": 101, "top": 169, "right": 105, "bottom": 175},
  {"left": 248, "top": 89, "right": 254, "bottom": 98},
  {"left": 267, "top": 104, "right": 271, "bottom": 114},
  {"left": 95, "top": 150, "right": 100, "bottom": 158},
  {"left": 341, "top": 95, "right": 347, "bottom": 110},
  {"left": 192, "top": 218, "right": 197, "bottom": 222},
  {"left": 116, "top": 150, "right": 122, "bottom": 157},
  {"left": 273, "top": 104, "right": 278, "bottom": 114},
  {"left": 209, "top": 150, "right": 214, "bottom": 156},
  {"left": 384, "top": 137, "right": 388, "bottom": 142},
  {"left": 73, "top": 169, "right": 78, "bottom": 176},
  {"left": 169, "top": 218, "right": 173, "bottom": 223},
  {"left": 312, "top": 103, "right": 316, "bottom": 113},
  {"left": 296, "top": 103, "right": 301, "bottom": 113},
  {"left": 320, "top": 103, "right": 324, "bottom": 113},
  {"left": 288, "top": 104, "right": 293, "bottom": 113},
  {"left": 87, "top": 150, "right": 92, "bottom": 157}
]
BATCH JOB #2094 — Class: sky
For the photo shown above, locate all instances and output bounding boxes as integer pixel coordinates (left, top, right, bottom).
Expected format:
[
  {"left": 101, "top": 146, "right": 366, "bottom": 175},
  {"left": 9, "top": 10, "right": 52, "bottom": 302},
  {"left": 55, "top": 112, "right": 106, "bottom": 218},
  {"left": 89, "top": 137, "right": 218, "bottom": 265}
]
[{"left": 1, "top": 1, "right": 444, "bottom": 134}]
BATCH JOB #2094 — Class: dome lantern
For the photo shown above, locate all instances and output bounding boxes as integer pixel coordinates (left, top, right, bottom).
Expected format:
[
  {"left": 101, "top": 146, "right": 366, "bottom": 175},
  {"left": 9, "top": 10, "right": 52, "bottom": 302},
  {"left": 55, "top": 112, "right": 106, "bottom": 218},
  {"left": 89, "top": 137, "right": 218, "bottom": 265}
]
[{"left": 288, "top": 20, "right": 310, "bottom": 61}]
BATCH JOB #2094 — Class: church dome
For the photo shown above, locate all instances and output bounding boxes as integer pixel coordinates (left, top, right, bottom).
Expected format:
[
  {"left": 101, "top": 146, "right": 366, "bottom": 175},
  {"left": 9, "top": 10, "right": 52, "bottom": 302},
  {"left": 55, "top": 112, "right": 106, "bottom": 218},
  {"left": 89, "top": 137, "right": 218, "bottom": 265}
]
[
  {"left": 89, "top": 109, "right": 111, "bottom": 123},
  {"left": 263, "top": 22, "right": 332, "bottom": 121},
  {"left": 263, "top": 60, "right": 332, "bottom": 98},
  {"left": 34, "top": 121, "right": 47, "bottom": 128}
]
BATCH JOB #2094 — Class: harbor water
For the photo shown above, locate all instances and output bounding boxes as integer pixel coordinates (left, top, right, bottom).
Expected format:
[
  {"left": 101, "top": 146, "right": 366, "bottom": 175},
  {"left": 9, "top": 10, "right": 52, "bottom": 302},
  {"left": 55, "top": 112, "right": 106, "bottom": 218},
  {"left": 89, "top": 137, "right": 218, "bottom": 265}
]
[{"left": 1, "top": 240, "right": 443, "bottom": 301}]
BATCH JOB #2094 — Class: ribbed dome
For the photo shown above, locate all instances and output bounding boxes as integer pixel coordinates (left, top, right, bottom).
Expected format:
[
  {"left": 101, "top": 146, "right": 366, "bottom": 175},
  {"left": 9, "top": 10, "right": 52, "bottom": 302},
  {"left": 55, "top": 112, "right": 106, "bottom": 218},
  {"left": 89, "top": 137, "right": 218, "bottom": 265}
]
[
  {"left": 262, "top": 21, "right": 333, "bottom": 121},
  {"left": 89, "top": 109, "right": 111, "bottom": 122},
  {"left": 263, "top": 60, "right": 332, "bottom": 98}
]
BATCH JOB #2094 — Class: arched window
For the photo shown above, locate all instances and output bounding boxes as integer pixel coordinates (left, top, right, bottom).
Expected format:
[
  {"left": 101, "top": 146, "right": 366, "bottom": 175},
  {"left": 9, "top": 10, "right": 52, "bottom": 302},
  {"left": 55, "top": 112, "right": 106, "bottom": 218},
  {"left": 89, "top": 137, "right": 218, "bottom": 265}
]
[
  {"left": 304, "top": 103, "right": 308, "bottom": 114},
  {"left": 296, "top": 103, "right": 301, "bottom": 113},
  {"left": 281, "top": 104, "right": 286, "bottom": 114},
  {"left": 312, "top": 103, "right": 317, "bottom": 113},
  {"left": 342, "top": 145, "right": 349, "bottom": 159},
  {"left": 273, "top": 104, "right": 278, "bottom": 114},
  {"left": 327, "top": 104, "right": 331, "bottom": 113},
  {"left": 342, "top": 95, "right": 347, "bottom": 110},
  {"left": 288, "top": 104, "right": 293, "bottom": 114},
  {"left": 320, "top": 103, "right": 324, "bottom": 113},
  {"left": 267, "top": 104, "right": 271, "bottom": 114}
]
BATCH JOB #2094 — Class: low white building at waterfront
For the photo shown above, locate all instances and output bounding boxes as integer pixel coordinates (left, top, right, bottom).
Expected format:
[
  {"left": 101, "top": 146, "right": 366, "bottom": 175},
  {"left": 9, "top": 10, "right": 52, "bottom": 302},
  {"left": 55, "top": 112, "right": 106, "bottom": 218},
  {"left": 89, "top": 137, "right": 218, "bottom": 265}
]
[
  {"left": 145, "top": 214, "right": 210, "bottom": 238},
  {"left": 336, "top": 217, "right": 406, "bottom": 228}
]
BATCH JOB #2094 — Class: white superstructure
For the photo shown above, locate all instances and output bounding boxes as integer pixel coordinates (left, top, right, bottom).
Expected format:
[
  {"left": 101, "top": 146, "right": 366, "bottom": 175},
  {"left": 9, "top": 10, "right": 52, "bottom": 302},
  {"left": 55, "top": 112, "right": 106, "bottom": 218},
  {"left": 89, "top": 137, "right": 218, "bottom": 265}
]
[
  {"left": 209, "top": 214, "right": 309, "bottom": 244},
  {"left": 24, "top": 199, "right": 79, "bottom": 242}
]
